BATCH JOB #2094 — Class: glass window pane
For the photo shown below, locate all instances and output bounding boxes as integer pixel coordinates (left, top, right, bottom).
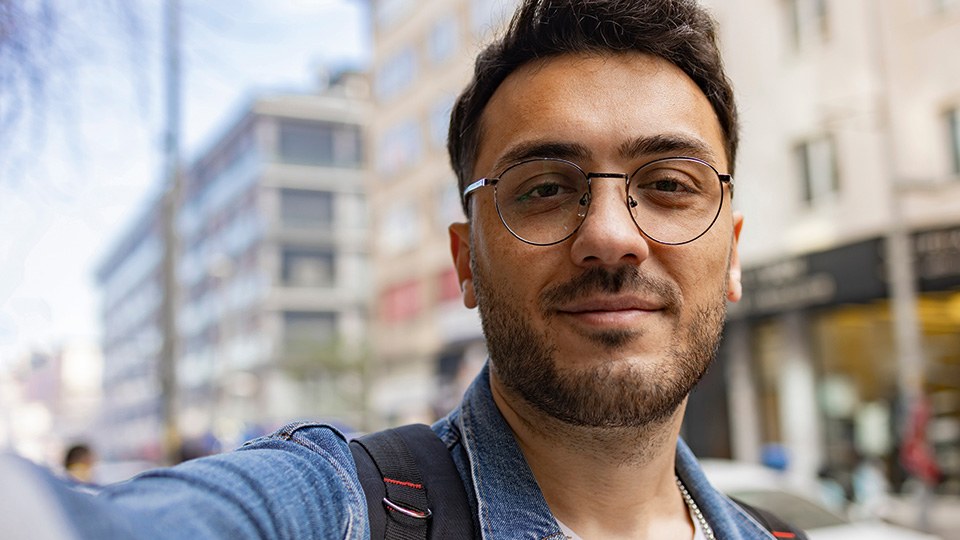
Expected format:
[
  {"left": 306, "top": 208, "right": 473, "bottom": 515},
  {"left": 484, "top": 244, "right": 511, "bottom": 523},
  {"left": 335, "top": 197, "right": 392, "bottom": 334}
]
[
  {"left": 281, "top": 247, "right": 334, "bottom": 287},
  {"left": 280, "top": 189, "right": 333, "bottom": 228}
]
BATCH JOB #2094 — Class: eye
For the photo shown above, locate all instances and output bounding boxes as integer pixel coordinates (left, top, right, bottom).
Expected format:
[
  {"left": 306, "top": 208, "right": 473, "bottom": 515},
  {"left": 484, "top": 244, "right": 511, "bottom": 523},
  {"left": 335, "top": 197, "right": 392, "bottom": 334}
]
[
  {"left": 649, "top": 179, "right": 683, "bottom": 192},
  {"left": 635, "top": 172, "right": 698, "bottom": 194},
  {"left": 516, "top": 176, "right": 575, "bottom": 201}
]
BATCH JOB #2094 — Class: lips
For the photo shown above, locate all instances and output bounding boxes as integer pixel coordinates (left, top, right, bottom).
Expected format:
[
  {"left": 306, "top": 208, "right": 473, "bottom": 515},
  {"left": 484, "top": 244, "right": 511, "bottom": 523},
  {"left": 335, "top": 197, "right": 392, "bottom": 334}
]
[{"left": 555, "top": 295, "right": 665, "bottom": 315}]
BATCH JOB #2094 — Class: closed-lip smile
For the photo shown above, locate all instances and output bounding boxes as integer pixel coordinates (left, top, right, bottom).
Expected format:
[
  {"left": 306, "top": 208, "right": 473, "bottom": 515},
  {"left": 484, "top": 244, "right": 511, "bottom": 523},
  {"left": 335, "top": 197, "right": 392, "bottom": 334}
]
[{"left": 556, "top": 295, "right": 665, "bottom": 314}]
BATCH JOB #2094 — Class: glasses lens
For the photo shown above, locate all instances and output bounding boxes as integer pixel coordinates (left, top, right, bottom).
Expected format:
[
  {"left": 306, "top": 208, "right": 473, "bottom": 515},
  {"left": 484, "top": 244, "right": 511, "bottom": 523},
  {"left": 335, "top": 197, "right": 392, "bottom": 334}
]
[
  {"left": 494, "top": 159, "right": 588, "bottom": 245},
  {"left": 628, "top": 158, "right": 723, "bottom": 245}
]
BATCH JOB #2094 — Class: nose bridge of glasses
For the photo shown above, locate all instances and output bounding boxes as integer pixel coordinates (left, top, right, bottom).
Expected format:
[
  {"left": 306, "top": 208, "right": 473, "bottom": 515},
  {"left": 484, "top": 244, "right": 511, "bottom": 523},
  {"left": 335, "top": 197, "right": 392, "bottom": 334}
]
[{"left": 578, "top": 171, "right": 634, "bottom": 220}]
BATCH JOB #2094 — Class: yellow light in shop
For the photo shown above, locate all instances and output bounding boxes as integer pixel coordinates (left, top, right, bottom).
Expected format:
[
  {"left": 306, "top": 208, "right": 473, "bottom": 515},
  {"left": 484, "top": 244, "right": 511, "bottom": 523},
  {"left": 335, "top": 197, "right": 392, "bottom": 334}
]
[{"left": 948, "top": 292, "right": 960, "bottom": 324}]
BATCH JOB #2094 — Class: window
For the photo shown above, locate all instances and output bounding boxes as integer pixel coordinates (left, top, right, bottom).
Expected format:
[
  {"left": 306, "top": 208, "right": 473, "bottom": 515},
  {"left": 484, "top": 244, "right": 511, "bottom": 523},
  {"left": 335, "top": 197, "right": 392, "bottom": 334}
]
[
  {"left": 377, "top": 120, "right": 422, "bottom": 173},
  {"left": 380, "top": 200, "right": 421, "bottom": 255},
  {"left": 277, "top": 120, "right": 361, "bottom": 167},
  {"left": 283, "top": 311, "right": 336, "bottom": 349},
  {"left": 933, "top": 0, "right": 960, "bottom": 13},
  {"left": 947, "top": 108, "right": 960, "bottom": 176},
  {"left": 375, "top": 46, "right": 418, "bottom": 102},
  {"left": 795, "top": 136, "right": 839, "bottom": 205},
  {"left": 280, "top": 189, "right": 333, "bottom": 228},
  {"left": 786, "top": 0, "right": 829, "bottom": 50},
  {"left": 281, "top": 247, "right": 334, "bottom": 287},
  {"left": 427, "top": 15, "right": 460, "bottom": 65},
  {"left": 376, "top": 0, "right": 415, "bottom": 30}
]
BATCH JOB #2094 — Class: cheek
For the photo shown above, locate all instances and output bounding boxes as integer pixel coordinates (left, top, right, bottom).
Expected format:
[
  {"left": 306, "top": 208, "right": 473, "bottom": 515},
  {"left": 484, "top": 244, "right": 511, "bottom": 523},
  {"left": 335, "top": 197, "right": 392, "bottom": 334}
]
[
  {"left": 473, "top": 217, "right": 560, "bottom": 308},
  {"left": 665, "top": 235, "right": 733, "bottom": 303}
]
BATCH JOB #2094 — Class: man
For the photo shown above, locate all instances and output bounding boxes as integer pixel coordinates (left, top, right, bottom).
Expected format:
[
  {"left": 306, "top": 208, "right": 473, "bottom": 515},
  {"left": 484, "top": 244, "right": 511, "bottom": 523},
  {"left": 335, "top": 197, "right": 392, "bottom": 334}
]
[{"left": 1, "top": 1, "right": 799, "bottom": 538}]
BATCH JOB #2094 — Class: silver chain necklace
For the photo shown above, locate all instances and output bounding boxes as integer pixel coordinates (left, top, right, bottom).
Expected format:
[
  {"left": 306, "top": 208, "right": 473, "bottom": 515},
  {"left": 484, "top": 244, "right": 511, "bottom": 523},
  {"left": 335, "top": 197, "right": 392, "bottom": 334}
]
[{"left": 676, "top": 475, "right": 716, "bottom": 540}]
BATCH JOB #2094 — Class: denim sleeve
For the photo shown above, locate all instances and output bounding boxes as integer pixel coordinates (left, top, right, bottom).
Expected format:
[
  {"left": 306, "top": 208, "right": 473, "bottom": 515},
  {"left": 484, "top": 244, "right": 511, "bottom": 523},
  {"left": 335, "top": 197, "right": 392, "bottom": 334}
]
[{"left": 6, "top": 423, "right": 369, "bottom": 540}]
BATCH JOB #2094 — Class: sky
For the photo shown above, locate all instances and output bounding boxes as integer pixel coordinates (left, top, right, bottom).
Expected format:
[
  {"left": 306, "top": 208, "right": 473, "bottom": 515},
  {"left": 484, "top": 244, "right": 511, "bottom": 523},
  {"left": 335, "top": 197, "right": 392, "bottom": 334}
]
[{"left": 0, "top": 0, "right": 370, "bottom": 363}]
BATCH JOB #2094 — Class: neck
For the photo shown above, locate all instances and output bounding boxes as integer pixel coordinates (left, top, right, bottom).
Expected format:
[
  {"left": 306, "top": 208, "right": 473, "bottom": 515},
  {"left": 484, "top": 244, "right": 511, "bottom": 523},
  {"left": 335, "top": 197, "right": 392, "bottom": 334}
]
[{"left": 490, "top": 373, "right": 694, "bottom": 539}]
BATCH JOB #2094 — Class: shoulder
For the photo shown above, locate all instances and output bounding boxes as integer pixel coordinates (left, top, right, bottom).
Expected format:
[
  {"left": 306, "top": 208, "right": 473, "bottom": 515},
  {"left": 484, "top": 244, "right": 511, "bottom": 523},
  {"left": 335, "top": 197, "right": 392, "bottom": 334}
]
[{"left": 87, "top": 423, "right": 367, "bottom": 539}]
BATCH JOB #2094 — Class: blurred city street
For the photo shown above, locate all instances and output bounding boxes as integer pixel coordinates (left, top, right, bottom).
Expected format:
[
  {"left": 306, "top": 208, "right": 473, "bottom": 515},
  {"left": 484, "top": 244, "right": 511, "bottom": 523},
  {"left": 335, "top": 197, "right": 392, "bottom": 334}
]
[{"left": 1, "top": 0, "right": 959, "bottom": 537}]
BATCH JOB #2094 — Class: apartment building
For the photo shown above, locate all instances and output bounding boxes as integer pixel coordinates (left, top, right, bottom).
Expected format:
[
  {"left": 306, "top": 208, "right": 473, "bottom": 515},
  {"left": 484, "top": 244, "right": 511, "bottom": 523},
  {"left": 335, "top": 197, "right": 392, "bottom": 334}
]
[
  {"left": 704, "top": 0, "right": 960, "bottom": 493},
  {"left": 97, "top": 72, "right": 371, "bottom": 459},
  {"left": 366, "top": 0, "right": 515, "bottom": 426}
]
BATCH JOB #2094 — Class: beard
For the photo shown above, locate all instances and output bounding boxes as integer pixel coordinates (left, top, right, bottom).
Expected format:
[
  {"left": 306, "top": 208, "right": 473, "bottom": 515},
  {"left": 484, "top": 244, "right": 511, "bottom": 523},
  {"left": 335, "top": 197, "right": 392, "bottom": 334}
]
[{"left": 474, "top": 262, "right": 727, "bottom": 429}]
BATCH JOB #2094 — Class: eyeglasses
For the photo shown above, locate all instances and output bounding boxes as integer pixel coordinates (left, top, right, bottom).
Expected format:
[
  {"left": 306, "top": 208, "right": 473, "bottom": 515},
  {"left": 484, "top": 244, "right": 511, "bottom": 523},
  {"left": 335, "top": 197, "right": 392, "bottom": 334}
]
[{"left": 463, "top": 156, "right": 733, "bottom": 246}]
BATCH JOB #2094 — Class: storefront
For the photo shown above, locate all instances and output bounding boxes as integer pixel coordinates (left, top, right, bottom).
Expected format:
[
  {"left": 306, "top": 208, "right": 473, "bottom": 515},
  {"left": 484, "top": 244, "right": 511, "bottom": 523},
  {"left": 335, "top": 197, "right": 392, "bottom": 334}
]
[{"left": 699, "top": 225, "right": 960, "bottom": 496}]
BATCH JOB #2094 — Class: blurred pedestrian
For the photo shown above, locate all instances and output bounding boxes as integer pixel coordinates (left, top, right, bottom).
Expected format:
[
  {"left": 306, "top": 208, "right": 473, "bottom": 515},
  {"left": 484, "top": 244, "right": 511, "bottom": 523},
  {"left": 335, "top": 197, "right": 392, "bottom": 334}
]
[{"left": 63, "top": 443, "right": 96, "bottom": 485}]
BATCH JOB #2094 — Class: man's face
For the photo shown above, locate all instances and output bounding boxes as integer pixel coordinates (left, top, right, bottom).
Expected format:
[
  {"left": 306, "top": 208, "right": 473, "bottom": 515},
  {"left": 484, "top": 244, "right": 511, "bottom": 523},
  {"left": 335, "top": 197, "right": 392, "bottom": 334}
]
[{"left": 450, "top": 52, "right": 743, "bottom": 428}]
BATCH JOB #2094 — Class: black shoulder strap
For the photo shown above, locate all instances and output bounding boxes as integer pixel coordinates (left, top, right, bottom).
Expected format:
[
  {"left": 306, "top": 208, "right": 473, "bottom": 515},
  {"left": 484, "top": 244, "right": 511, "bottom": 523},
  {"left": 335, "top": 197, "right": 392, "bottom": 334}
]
[
  {"left": 732, "top": 497, "right": 809, "bottom": 540},
  {"left": 350, "top": 424, "right": 477, "bottom": 540}
]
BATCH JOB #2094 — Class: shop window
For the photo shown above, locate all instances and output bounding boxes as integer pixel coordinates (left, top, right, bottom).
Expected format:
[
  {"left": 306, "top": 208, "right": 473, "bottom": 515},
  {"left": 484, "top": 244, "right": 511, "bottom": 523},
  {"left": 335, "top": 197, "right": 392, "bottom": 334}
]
[
  {"left": 795, "top": 135, "right": 839, "bottom": 206},
  {"left": 280, "top": 189, "right": 333, "bottom": 229},
  {"left": 281, "top": 247, "right": 334, "bottom": 288},
  {"left": 946, "top": 107, "right": 960, "bottom": 176}
]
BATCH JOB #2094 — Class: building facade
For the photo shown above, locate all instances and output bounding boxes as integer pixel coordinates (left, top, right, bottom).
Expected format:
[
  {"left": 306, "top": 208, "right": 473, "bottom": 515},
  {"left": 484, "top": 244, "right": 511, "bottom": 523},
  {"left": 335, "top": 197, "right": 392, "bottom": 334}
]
[
  {"left": 693, "top": 0, "right": 960, "bottom": 495},
  {"left": 97, "top": 73, "right": 371, "bottom": 459},
  {"left": 368, "top": 0, "right": 960, "bottom": 495},
  {"left": 366, "top": 0, "right": 516, "bottom": 426}
]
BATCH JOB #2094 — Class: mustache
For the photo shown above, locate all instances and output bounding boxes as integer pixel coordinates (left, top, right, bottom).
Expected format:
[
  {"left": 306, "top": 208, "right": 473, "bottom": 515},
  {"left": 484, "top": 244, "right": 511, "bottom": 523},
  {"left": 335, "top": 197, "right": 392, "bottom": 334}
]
[{"left": 539, "top": 265, "right": 681, "bottom": 311}]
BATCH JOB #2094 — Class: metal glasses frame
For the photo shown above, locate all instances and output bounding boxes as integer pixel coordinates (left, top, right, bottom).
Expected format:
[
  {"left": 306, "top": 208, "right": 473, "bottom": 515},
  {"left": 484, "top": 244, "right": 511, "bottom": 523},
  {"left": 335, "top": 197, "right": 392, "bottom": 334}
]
[{"left": 462, "top": 156, "right": 734, "bottom": 246}]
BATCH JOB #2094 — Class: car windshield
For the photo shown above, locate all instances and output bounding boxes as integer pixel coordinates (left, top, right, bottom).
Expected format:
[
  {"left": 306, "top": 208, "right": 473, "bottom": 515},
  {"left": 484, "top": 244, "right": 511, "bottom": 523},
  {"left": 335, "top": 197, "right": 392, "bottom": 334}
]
[{"left": 729, "top": 490, "right": 849, "bottom": 530}]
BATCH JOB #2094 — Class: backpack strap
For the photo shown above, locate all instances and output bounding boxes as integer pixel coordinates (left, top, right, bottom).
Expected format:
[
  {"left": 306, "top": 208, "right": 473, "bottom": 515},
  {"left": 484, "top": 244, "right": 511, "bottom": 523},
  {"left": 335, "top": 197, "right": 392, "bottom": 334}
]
[
  {"left": 350, "top": 424, "right": 477, "bottom": 540},
  {"left": 732, "top": 497, "right": 809, "bottom": 540}
]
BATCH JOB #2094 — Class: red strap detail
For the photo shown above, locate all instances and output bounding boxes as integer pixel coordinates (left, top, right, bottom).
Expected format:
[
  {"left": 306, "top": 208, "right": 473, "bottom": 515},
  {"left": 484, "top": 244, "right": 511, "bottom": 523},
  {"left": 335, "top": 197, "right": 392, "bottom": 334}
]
[
  {"left": 772, "top": 532, "right": 796, "bottom": 538},
  {"left": 383, "top": 477, "right": 423, "bottom": 489}
]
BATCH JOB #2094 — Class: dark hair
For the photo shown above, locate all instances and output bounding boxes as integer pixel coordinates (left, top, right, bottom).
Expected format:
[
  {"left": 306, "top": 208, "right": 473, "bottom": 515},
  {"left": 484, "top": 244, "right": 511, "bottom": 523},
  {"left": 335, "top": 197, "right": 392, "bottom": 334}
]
[{"left": 448, "top": 0, "right": 739, "bottom": 214}]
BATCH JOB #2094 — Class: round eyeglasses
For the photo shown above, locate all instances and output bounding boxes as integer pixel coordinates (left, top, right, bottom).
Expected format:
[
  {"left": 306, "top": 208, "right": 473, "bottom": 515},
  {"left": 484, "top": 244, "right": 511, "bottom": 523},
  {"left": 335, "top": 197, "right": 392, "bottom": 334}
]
[{"left": 462, "top": 156, "right": 733, "bottom": 246}]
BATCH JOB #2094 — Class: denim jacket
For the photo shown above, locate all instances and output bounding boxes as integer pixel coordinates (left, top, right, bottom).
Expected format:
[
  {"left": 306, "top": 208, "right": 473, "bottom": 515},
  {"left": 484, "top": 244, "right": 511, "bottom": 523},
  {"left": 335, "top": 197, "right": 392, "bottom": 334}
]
[{"left": 18, "top": 363, "right": 775, "bottom": 539}]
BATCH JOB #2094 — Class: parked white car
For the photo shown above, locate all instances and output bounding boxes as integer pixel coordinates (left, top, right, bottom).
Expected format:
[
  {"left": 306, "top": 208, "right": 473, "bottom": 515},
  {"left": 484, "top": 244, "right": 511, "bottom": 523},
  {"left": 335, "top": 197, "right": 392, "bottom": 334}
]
[{"left": 699, "top": 459, "right": 941, "bottom": 540}]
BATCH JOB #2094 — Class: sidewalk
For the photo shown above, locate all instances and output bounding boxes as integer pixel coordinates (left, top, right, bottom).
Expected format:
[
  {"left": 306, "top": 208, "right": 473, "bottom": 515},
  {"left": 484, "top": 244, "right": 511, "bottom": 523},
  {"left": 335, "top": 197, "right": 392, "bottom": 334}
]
[{"left": 884, "top": 493, "right": 960, "bottom": 540}]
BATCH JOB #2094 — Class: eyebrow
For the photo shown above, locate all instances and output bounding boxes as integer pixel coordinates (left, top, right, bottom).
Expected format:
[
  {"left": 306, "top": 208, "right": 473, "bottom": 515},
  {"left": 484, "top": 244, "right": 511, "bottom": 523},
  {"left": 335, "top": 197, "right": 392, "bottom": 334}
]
[
  {"left": 490, "top": 140, "right": 592, "bottom": 175},
  {"left": 489, "top": 134, "right": 721, "bottom": 177},
  {"left": 618, "top": 134, "right": 720, "bottom": 164}
]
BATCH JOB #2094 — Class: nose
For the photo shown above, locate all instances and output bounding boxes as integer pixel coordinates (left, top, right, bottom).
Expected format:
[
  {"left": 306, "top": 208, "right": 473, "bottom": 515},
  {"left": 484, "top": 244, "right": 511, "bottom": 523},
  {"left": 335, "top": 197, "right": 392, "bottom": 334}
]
[{"left": 569, "top": 178, "right": 651, "bottom": 267}]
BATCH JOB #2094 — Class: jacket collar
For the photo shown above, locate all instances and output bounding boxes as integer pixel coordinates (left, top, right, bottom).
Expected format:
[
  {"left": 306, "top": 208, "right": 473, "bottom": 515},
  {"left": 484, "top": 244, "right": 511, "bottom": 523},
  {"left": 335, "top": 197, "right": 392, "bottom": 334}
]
[{"left": 451, "top": 362, "right": 773, "bottom": 540}]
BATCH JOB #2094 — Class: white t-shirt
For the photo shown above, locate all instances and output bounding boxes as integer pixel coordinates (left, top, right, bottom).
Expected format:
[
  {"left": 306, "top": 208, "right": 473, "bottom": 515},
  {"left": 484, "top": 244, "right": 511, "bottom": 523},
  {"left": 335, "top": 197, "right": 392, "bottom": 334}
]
[{"left": 556, "top": 507, "right": 708, "bottom": 540}]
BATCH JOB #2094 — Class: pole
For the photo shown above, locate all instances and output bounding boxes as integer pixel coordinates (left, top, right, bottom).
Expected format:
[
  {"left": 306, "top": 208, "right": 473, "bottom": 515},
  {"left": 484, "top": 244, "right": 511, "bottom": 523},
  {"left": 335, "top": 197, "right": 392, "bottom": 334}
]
[
  {"left": 867, "top": 1, "right": 929, "bottom": 531},
  {"left": 159, "top": 0, "right": 183, "bottom": 465}
]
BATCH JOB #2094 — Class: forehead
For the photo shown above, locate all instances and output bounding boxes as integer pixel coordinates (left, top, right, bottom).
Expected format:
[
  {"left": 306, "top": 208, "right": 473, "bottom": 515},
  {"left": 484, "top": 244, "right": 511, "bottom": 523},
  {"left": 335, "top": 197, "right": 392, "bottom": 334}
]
[{"left": 474, "top": 52, "right": 726, "bottom": 176}]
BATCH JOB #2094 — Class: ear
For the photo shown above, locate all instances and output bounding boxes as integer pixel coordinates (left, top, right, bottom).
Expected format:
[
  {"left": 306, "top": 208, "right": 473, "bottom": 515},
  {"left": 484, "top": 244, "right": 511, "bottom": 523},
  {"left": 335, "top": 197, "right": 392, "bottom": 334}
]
[
  {"left": 449, "top": 222, "right": 477, "bottom": 309},
  {"left": 727, "top": 212, "right": 744, "bottom": 303}
]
